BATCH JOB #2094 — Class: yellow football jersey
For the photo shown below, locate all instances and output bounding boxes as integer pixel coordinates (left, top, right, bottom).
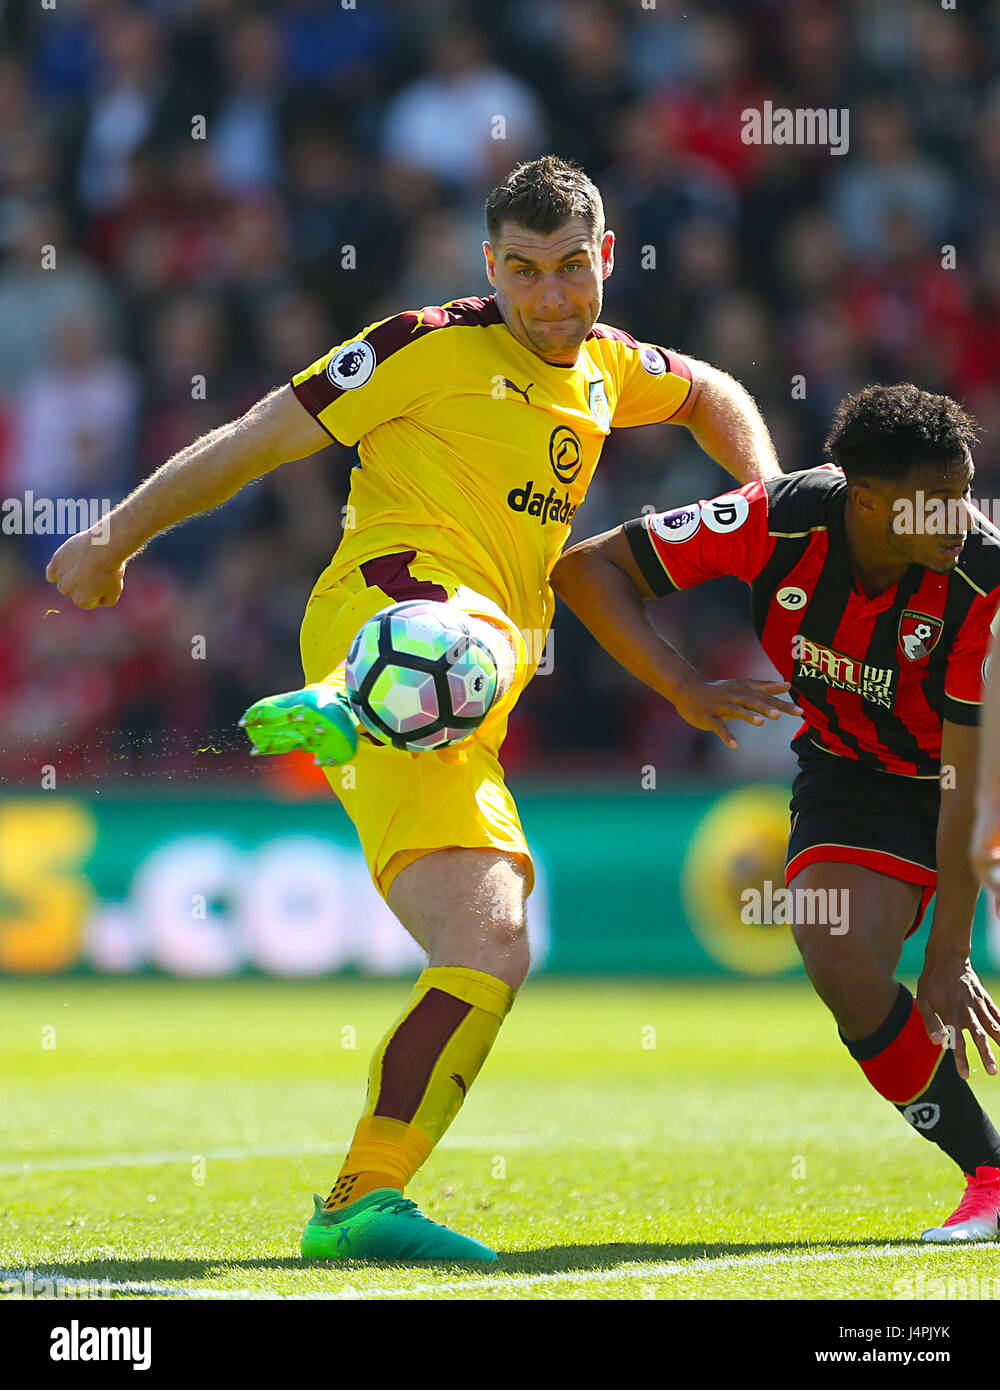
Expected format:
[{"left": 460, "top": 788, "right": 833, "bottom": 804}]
[{"left": 290, "top": 294, "right": 692, "bottom": 646}]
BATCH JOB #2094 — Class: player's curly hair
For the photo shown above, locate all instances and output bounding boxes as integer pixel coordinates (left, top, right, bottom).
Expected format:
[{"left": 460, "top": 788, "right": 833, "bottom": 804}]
[
  {"left": 825, "top": 383, "right": 978, "bottom": 480},
  {"left": 484, "top": 155, "right": 605, "bottom": 245}
]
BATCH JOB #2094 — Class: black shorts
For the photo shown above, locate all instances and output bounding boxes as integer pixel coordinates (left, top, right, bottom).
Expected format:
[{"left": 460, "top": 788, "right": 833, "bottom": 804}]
[{"left": 785, "top": 739, "right": 939, "bottom": 937}]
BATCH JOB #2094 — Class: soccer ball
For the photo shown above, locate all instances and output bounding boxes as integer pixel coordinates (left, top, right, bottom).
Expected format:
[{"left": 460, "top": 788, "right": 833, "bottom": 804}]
[{"left": 345, "top": 601, "right": 499, "bottom": 751}]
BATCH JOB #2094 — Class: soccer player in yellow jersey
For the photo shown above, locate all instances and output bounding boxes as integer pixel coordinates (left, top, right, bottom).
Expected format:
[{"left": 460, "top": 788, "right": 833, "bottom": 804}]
[{"left": 47, "top": 156, "right": 784, "bottom": 1262}]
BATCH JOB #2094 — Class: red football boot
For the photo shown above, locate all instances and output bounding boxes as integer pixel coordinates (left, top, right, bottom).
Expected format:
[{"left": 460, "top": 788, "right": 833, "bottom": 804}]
[{"left": 921, "top": 1166, "right": 1000, "bottom": 1242}]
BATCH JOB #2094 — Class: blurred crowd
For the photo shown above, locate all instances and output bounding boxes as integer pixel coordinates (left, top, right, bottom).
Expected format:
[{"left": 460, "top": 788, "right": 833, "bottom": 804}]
[{"left": 2, "top": 0, "right": 1000, "bottom": 788}]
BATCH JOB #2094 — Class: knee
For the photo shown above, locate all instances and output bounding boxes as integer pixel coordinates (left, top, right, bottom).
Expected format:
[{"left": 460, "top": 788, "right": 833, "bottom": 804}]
[
  {"left": 391, "top": 849, "right": 532, "bottom": 991},
  {"left": 498, "top": 925, "right": 531, "bottom": 991},
  {"left": 794, "top": 922, "right": 884, "bottom": 1008},
  {"left": 475, "top": 858, "right": 531, "bottom": 987},
  {"left": 482, "top": 897, "right": 531, "bottom": 987}
]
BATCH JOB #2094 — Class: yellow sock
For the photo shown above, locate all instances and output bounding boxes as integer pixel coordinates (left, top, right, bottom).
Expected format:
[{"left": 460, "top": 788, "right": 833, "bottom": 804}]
[{"left": 324, "top": 966, "right": 514, "bottom": 1210}]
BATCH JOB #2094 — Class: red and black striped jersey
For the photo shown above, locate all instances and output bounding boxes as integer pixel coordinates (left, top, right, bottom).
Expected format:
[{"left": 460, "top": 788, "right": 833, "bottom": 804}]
[{"left": 625, "top": 465, "right": 1000, "bottom": 778}]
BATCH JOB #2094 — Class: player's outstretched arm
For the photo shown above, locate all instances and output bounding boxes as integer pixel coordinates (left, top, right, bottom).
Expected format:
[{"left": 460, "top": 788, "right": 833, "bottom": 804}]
[
  {"left": 668, "top": 357, "right": 782, "bottom": 485},
  {"left": 46, "top": 385, "right": 332, "bottom": 609},
  {"left": 551, "top": 525, "right": 800, "bottom": 749},
  {"left": 917, "top": 719, "right": 1000, "bottom": 1078}
]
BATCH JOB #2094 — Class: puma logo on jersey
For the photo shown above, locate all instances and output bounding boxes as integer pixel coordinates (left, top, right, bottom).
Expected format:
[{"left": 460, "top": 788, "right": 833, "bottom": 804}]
[{"left": 502, "top": 378, "right": 533, "bottom": 404}]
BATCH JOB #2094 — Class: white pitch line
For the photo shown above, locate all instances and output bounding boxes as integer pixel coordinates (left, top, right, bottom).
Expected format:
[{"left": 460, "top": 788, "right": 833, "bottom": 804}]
[
  {"left": 356, "top": 1241, "right": 964, "bottom": 1299},
  {"left": 1, "top": 1129, "right": 880, "bottom": 1179},
  {"left": 0, "top": 1243, "right": 965, "bottom": 1302},
  {"left": 0, "top": 1136, "right": 541, "bottom": 1177},
  {"left": 0, "top": 1271, "right": 342, "bottom": 1301},
  {"left": 0, "top": 1144, "right": 339, "bottom": 1176}
]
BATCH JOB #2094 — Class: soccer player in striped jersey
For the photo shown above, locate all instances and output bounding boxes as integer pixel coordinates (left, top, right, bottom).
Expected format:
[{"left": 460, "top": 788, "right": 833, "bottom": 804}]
[
  {"left": 553, "top": 384, "right": 1000, "bottom": 1242},
  {"left": 46, "top": 156, "right": 783, "bottom": 1262}
]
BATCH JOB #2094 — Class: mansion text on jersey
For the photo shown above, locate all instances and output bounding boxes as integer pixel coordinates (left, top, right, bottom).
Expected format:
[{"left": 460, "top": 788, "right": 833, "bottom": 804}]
[{"left": 792, "top": 634, "right": 897, "bottom": 709}]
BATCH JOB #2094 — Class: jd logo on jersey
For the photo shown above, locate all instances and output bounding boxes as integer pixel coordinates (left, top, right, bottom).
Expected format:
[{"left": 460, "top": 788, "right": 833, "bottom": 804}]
[
  {"left": 549, "top": 426, "right": 583, "bottom": 484},
  {"left": 898, "top": 610, "right": 943, "bottom": 661},
  {"left": 702, "top": 494, "right": 750, "bottom": 533},
  {"left": 777, "top": 586, "right": 808, "bottom": 610}
]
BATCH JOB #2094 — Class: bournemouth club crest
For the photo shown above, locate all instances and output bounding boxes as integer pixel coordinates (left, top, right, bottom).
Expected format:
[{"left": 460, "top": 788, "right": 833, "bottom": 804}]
[{"left": 898, "top": 610, "right": 943, "bottom": 662}]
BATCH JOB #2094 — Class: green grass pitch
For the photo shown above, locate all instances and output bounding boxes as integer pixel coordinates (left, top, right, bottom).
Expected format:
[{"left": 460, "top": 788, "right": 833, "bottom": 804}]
[{"left": 2, "top": 976, "right": 999, "bottom": 1301}]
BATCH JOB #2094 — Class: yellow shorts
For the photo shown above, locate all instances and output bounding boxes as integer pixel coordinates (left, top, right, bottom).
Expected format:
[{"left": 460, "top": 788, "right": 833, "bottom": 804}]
[{"left": 300, "top": 553, "right": 534, "bottom": 901}]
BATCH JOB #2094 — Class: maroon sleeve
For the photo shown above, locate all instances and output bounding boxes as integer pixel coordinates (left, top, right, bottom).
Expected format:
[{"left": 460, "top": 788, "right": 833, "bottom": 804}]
[{"left": 623, "top": 479, "right": 775, "bottom": 595}]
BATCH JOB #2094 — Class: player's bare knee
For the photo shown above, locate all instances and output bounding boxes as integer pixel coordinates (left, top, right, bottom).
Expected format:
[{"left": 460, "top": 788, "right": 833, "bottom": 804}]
[
  {"left": 391, "top": 848, "right": 530, "bottom": 988},
  {"left": 492, "top": 916, "right": 530, "bottom": 989},
  {"left": 794, "top": 922, "right": 886, "bottom": 1008},
  {"left": 433, "top": 905, "right": 529, "bottom": 991},
  {"left": 475, "top": 855, "right": 530, "bottom": 979}
]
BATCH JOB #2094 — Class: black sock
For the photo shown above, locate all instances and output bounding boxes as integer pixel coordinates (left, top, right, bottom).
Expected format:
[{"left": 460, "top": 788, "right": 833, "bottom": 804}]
[
  {"left": 841, "top": 983, "right": 1000, "bottom": 1174},
  {"left": 894, "top": 1051, "right": 1000, "bottom": 1175}
]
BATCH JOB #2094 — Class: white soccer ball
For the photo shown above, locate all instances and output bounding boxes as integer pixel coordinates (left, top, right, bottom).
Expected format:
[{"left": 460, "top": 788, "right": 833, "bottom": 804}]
[{"left": 345, "top": 601, "right": 499, "bottom": 750}]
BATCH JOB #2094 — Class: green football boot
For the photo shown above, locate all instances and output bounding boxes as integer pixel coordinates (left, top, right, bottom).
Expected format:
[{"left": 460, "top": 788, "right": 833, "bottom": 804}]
[
  {"left": 300, "top": 1190, "right": 499, "bottom": 1263},
  {"left": 239, "top": 683, "right": 358, "bottom": 766}
]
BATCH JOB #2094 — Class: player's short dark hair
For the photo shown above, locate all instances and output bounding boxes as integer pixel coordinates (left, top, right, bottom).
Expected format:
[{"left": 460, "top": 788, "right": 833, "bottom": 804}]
[
  {"left": 825, "top": 384, "right": 978, "bottom": 481},
  {"left": 484, "top": 156, "right": 605, "bottom": 246}
]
